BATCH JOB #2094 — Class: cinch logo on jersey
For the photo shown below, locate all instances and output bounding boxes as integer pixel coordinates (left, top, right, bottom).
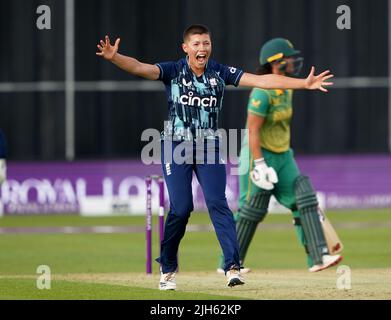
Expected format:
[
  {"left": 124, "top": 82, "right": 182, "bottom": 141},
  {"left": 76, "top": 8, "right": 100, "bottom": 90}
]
[{"left": 179, "top": 91, "right": 217, "bottom": 107}]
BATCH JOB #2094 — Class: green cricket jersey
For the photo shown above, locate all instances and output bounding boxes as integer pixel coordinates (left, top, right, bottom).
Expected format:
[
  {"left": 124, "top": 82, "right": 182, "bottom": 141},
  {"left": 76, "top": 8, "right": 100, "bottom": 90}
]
[{"left": 244, "top": 88, "right": 293, "bottom": 153}]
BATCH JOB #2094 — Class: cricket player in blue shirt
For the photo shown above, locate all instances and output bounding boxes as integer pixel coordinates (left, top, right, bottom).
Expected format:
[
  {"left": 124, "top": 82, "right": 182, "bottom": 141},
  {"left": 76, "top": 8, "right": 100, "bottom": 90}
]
[{"left": 97, "top": 24, "right": 333, "bottom": 290}]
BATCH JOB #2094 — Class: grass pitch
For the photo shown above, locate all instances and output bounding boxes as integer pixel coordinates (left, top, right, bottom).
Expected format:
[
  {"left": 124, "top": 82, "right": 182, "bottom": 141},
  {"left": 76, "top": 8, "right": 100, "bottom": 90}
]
[{"left": 0, "top": 209, "right": 390, "bottom": 299}]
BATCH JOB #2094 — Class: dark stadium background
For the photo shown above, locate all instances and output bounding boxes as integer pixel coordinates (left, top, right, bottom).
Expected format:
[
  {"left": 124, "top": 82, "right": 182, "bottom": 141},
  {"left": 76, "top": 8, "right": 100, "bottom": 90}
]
[{"left": 0, "top": 0, "right": 388, "bottom": 160}]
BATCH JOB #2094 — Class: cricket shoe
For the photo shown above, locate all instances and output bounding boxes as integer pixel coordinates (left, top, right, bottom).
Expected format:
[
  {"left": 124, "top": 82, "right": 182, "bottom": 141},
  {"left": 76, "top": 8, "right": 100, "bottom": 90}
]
[
  {"left": 309, "top": 254, "right": 343, "bottom": 272},
  {"left": 217, "top": 267, "right": 251, "bottom": 274},
  {"left": 159, "top": 272, "right": 176, "bottom": 290},
  {"left": 226, "top": 268, "right": 245, "bottom": 287}
]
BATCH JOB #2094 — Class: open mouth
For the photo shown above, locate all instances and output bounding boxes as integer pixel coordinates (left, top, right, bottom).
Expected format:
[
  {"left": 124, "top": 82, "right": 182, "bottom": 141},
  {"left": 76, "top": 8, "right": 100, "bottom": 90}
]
[{"left": 196, "top": 53, "right": 207, "bottom": 64}]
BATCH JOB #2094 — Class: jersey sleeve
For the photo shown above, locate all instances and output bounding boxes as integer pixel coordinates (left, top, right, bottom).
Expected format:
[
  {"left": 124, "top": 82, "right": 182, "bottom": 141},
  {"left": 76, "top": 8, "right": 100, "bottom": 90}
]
[
  {"left": 155, "top": 61, "right": 178, "bottom": 84},
  {"left": 247, "top": 89, "right": 271, "bottom": 117},
  {"left": 218, "top": 64, "right": 244, "bottom": 87}
]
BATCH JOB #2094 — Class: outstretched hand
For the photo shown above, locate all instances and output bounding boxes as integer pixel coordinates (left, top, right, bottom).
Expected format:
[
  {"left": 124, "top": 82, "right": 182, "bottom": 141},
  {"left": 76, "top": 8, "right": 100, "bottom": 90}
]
[
  {"left": 96, "top": 35, "right": 120, "bottom": 61},
  {"left": 305, "top": 66, "right": 334, "bottom": 92}
]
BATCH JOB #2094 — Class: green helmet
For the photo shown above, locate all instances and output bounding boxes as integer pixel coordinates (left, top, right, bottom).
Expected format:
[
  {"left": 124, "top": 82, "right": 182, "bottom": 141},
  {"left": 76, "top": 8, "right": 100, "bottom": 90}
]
[{"left": 259, "top": 38, "right": 300, "bottom": 65}]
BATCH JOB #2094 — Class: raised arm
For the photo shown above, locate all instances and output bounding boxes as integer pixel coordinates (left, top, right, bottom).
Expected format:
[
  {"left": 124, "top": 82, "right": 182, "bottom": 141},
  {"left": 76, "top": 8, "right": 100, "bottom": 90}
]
[
  {"left": 239, "top": 67, "right": 334, "bottom": 92},
  {"left": 96, "top": 35, "right": 160, "bottom": 80}
]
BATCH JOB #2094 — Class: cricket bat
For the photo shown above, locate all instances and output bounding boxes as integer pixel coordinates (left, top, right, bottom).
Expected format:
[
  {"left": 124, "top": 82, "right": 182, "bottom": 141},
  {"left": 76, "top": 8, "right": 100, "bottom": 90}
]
[{"left": 318, "top": 208, "right": 344, "bottom": 255}]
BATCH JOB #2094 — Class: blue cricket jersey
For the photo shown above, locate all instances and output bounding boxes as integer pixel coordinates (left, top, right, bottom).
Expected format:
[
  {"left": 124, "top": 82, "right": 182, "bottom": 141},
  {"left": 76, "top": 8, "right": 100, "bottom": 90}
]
[{"left": 156, "top": 57, "right": 243, "bottom": 141}]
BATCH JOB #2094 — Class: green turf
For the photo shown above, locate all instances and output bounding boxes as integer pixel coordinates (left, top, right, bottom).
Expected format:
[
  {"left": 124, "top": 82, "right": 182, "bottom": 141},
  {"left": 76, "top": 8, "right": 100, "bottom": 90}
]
[
  {"left": 1, "top": 209, "right": 390, "bottom": 227},
  {"left": 0, "top": 215, "right": 140, "bottom": 227},
  {"left": 0, "top": 209, "right": 390, "bottom": 299},
  {"left": 0, "top": 278, "right": 242, "bottom": 300}
]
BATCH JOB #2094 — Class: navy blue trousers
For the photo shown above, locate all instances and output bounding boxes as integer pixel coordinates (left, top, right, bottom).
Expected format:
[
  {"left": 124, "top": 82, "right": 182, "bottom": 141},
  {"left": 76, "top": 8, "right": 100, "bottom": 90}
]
[{"left": 157, "top": 140, "right": 240, "bottom": 273}]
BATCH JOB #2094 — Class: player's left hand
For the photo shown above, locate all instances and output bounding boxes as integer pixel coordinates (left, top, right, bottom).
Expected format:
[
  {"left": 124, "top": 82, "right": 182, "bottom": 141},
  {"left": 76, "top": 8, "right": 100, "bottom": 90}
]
[{"left": 305, "top": 66, "right": 334, "bottom": 92}]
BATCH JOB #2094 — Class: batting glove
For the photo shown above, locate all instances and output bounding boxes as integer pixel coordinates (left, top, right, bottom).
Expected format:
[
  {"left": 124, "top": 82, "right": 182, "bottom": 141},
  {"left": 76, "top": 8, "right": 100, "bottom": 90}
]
[{"left": 250, "top": 158, "right": 278, "bottom": 190}]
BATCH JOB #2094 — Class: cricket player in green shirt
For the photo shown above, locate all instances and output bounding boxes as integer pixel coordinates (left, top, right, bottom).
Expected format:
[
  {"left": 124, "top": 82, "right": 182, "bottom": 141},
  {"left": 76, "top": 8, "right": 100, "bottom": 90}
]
[{"left": 218, "top": 38, "right": 343, "bottom": 273}]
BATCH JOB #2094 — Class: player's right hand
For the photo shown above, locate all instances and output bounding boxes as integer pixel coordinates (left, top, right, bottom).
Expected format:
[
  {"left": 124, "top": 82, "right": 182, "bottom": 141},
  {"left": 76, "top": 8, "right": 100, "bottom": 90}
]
[
  {"left": 250, "top": 158, "right": 278, "bottom": 190},
  {"left": 96, "top": 35, "right": 120, "bottom": 61}
]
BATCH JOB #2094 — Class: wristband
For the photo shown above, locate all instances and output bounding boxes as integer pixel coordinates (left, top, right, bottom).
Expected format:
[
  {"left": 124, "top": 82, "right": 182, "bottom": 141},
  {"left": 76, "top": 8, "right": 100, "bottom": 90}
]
[{"left": 254, "top": 158, "right": 265, "bottom": 166}]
